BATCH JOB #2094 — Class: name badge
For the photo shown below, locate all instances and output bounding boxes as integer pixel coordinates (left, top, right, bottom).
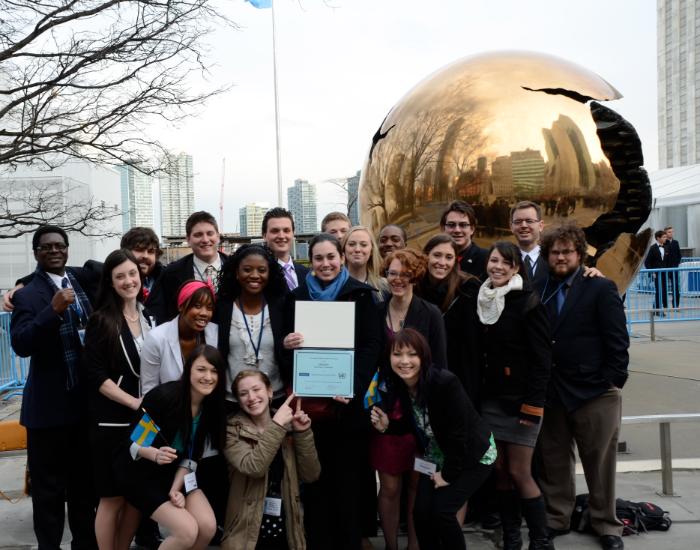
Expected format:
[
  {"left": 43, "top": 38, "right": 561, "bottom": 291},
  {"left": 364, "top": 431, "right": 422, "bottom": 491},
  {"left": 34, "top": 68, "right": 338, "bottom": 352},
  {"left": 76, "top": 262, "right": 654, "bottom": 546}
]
[
  {"left": 263, "top": 497, "right": 282, "bottom": 517},
  {"left": 414, "top": 457, "right": 437, "bottom": 476},
  {"left": 184, "top": 472, "right": 198, "bottom": 494}
]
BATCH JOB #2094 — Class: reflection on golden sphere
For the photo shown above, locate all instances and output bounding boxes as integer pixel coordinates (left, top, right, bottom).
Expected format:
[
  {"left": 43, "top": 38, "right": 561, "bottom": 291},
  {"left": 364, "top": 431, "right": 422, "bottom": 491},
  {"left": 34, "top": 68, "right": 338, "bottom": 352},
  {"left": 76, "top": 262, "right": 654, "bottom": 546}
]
[{"left": 359, "top": 51, "right": 651, "bottom": 292}]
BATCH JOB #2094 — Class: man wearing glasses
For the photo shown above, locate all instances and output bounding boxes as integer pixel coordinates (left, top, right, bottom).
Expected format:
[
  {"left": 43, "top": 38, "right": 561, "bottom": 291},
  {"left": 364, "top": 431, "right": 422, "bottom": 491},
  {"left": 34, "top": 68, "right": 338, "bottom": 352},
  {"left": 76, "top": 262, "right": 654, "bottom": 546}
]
[
  {"left": 10, "top": 225, "right": 98, "bottom": 549},
  {"left": 510, "top": 200, "right": 548, "bottom": 288},
  {"left": 534, "top": 222, "right": 628, "bottom": 550},
  {"left": 439, "top": 200, "right": 488, "bottom": 280}
]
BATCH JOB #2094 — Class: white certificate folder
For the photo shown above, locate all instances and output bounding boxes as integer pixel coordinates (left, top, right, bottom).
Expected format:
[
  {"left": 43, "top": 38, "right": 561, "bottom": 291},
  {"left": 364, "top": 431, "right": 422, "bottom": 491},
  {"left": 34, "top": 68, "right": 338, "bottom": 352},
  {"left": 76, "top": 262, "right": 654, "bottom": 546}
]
[
  {"left": 293, "top": 301, "right": 355, "bottom": 397},
  {"left": 294, "top": 301, "right": 354, "bottom": 349}
]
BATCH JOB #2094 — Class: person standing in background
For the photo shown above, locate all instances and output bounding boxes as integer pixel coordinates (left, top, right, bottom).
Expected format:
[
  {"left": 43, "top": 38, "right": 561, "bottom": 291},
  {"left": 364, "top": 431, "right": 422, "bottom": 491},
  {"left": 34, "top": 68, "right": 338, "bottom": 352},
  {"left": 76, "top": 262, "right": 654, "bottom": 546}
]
[
  {"left": 664, "top": 226, "right": 682, "bottom": 308},
  {"left": 262, "top": 207, "right": 309, "bottom": 293},
  {"left": 440, "top": 201, "right": 488, "bottom": 280}
]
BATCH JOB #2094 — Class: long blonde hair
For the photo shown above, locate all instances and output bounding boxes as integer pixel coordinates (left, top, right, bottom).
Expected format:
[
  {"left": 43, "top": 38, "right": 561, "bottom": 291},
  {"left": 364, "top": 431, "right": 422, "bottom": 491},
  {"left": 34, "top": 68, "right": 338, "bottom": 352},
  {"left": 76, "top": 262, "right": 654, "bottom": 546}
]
[{"left": 342, "top": 225, "right": 388, "bottom": 293}]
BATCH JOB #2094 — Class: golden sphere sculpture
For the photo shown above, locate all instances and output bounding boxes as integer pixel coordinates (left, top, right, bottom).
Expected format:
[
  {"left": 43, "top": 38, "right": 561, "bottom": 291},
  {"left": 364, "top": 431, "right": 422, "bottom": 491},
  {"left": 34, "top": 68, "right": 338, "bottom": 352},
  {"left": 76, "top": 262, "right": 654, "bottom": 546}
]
[{"left": 359, "top": 51, "right": 652, "bottom": 292}]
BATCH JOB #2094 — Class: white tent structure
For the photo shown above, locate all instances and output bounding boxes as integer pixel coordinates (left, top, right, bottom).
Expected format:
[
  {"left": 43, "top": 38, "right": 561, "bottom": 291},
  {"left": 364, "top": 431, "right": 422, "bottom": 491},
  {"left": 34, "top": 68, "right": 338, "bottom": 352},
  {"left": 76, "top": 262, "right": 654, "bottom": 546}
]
[{"left": 648, "top": 166, "right": 700, "bottom": 256}]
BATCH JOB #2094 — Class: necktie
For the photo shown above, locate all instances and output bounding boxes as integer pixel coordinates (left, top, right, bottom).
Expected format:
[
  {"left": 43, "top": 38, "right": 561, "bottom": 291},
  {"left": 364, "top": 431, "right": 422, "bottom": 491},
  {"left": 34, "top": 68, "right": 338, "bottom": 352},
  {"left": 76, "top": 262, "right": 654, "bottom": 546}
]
[
  {"left": 525, "top": 255, "right": 534, "bottom": 279},
  {"left": 62, "top": 277, "right": 83, "bottom": 318},
  {"left": 283, "top": 263, "right": 297, "bottom": 290},
  {"left": 556, "top": 284, "right": 567, "bottom": 314},
  {"left": 204, "top": 265, "right": 214, "bottom": 286}
]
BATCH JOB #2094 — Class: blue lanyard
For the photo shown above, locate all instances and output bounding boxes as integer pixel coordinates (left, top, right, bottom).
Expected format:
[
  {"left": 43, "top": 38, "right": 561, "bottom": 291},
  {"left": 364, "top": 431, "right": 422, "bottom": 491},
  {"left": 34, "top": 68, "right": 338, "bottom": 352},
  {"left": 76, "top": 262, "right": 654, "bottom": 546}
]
[
  {"left": 239, "top": 298, "right": 265, "bottom": 365},
  {"left": 540, "top": 278, "right": 567, "bottom": 306}
]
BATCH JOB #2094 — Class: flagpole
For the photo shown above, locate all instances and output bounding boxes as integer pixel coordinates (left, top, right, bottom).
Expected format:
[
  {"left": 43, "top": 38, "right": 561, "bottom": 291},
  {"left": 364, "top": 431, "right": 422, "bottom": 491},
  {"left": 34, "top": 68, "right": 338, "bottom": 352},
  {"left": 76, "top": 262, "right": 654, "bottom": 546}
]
[{"left": 271, "top": 0, "right": 283, "bottom": 207}]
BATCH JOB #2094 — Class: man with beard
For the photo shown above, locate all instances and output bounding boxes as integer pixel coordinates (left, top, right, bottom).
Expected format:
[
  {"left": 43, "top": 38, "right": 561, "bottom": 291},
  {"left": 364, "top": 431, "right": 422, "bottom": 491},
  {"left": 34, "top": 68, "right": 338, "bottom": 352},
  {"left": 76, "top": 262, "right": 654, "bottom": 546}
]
[{"left": 534, "top": 222, "right": 629, "bottom": 550}]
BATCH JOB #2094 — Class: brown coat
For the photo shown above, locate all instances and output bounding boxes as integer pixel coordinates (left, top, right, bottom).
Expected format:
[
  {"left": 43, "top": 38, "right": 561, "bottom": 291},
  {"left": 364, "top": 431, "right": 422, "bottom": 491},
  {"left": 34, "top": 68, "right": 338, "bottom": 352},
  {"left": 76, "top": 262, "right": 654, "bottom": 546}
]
[{"left": 222, "top": 413, "right": 321, "bottom": 550}]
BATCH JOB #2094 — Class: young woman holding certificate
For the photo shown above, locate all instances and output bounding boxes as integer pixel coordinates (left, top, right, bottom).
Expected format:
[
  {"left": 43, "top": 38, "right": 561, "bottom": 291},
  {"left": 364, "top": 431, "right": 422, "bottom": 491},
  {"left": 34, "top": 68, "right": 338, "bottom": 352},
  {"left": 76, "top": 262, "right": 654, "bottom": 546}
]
[
  {"left": 222, "top": 370, "right": 320, "bottom": 550},
  {"left": 216, "top": 244, "right": 288, "bottom": 411},
  {"left": 82, "top": 249, "right": 151, "bottom": 550},
  {"left": 120, "top": 344, "right": 227, "bottom": 550},
  {"left": 370, "top": 329, "right": 496, "bottom": 550},
  {"left": 282, "top": 233, "right": 382, "bottom": 550}
]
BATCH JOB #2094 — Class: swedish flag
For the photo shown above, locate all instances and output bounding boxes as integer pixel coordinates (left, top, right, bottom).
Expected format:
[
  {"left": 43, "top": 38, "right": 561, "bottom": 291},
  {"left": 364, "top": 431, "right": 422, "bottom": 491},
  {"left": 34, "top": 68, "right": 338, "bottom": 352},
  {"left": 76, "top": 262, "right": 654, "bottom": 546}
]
[
  {"left": 130, "top": 412, "right": 160, "bottom": 447},
  {"left": 363, "top": 370, "right": 382, "bottom": 409}
]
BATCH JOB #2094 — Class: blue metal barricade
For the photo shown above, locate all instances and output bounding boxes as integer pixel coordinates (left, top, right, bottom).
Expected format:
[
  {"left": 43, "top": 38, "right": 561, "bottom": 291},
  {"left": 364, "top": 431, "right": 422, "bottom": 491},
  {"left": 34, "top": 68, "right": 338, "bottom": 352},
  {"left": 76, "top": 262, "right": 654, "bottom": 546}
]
[
  {"left": 625, "top": 264, "right": 700, "bottom": 329},
  {"left": 0, "top": 311, "right": 27, "bottom": 399}
]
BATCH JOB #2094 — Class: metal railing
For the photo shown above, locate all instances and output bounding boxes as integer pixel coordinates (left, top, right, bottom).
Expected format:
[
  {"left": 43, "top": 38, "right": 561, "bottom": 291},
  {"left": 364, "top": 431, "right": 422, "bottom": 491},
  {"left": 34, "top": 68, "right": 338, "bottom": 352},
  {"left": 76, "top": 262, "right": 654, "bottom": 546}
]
[
  {"left": 624, "top": 263, "right": 700, "bottom": 331},
  {"left": 0, "top": 312, "right": 27, "bottom": 399},
  {"left": 621, "top": 413, "right": 700, "bottom": 496}
]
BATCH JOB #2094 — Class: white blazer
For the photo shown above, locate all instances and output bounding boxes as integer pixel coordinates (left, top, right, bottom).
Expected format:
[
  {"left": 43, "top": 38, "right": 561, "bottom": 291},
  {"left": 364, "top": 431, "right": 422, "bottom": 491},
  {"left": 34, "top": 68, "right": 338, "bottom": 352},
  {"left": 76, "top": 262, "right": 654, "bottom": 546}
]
[{"left": 140, "top": 317, "right": 218, "bottom": 395}]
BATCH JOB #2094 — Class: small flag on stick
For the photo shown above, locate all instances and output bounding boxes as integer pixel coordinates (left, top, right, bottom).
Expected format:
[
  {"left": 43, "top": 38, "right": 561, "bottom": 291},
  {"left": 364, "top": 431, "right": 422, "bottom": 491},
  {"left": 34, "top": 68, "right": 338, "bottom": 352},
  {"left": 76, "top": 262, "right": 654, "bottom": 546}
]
[
  {"left": 363, "top": 370, "right": 383, "bottom": 409},
  {"left": 130, "top": 411, "right": 161, "bottom": 447}
]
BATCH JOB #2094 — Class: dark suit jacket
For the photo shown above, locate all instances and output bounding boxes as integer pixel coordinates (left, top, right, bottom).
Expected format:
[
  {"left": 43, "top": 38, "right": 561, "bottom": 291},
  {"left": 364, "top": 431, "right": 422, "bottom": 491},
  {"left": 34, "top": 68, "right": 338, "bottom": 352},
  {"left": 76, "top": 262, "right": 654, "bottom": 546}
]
[
  {"left": 665, "top": 239, "right": 681, "bottom": 268},
  {"left": 11, "top": 268, "right": 91, "bottom": 429},
  {"left": 382, "top": 295, "right": 448, "bottom": 371},
  {"left": 293, "top": 261, "right": 309, "bottom": 292},
  {"left": 535, "top": 271, "right": 629, "bottom": 412},
  {"left": 148, "top": 252, "right": 227, "bottom": 325},
  {"left": 527, "top": 252, "right": 549, "bottom": 289},
  {"left": 82, "top": 313, "right": 143, "bottom": 425},
  {"left": 459, "top": 243, "right": 488, "bottom": 281},
  {"left": 644, "top": 243, "right": 668, "bottom": 270},
  {"left": 214, "top": 294, "right": 287, "bottom": 384}
]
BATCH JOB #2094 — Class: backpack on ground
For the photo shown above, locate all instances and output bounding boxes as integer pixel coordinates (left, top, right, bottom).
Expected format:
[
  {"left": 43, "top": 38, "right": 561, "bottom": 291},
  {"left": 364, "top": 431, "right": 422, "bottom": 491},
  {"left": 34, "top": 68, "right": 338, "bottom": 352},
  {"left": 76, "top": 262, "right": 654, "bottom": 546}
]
[
  {"left": 571, "top": 494, "right": 672, "bottom": 536},
  {"left": 615, "top": 498, "right": 672, "bottom": 535}
]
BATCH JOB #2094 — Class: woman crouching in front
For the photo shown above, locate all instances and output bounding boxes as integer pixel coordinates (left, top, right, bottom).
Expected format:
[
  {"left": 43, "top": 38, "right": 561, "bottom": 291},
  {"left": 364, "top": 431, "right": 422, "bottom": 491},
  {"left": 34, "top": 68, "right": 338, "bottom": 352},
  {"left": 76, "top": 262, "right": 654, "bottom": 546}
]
[
  {"left": 370, "top": 328, "right": 496, "bottom": 550},
  {"left": 222, "top": 371, "right": 321, "bottom": 550}
]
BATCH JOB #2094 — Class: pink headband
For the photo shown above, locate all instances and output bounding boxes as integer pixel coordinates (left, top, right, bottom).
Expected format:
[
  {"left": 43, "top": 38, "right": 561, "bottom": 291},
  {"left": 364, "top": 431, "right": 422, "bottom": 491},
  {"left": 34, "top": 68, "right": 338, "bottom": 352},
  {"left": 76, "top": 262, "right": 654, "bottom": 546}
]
[{"left": 177, "top": 280, "right": 215, "bottom": 309}]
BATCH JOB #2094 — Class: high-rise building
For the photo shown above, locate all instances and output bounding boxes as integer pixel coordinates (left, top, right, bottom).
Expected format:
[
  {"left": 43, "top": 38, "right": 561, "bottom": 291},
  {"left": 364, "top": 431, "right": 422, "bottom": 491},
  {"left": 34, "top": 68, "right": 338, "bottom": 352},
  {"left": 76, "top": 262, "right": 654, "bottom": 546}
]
[
  {"left": 0, "top": 160, "right": 122, "bottom": 289},
  {"left": 119, "top": 163, "right": 155, "bottom": 232},
  {"left": 159, "top": 152, "right": 194, "bottom": 236},
  {"left": 510, "top": 149, "right": 545, "bottom": 197},
  {"left": 658, "top": 0, "right": 700, "bottom": 168},
  {"left": 347, "top": 170, "right": 361, "bottom": 226},
  {"left": 239, "top": 203, "right": 270, "bottom": 237},
  {"left": 287, "top": 179, "right": 317, "bottom": 233}
]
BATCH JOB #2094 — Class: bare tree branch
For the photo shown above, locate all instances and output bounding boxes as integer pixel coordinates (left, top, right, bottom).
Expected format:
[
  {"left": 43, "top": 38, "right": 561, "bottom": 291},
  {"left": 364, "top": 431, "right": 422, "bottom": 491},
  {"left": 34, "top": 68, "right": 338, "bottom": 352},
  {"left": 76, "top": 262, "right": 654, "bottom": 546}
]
[{"left": 0, "top": 0, "right": 234, "bottom": 171}]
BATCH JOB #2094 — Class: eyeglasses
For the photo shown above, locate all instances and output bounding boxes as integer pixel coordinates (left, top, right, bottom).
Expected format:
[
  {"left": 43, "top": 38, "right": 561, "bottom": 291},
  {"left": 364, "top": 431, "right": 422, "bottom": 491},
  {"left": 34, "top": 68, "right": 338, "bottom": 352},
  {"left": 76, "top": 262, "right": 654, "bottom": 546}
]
[
  {"left": 549, "top": 249, "right": 577, "bottom": 257},
  {"left": 511, "top": 218, "right": 540, "bottom": 226},
  {"left": 444, "top": 222, "right": 470, "bottom": 230},
  {"left": 35, "top": 243, "right": 68, "bottom": 252},
  {"left": 386, "top": 270, "right": 413, "bottom": 280}
]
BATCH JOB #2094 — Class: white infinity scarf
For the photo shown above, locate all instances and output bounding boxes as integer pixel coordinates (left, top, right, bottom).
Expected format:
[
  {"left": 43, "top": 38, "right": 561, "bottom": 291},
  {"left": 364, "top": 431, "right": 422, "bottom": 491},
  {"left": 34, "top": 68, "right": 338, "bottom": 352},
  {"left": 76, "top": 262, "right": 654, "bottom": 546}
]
[{"left": 477, "top": 274, "right": 523, "bottom": 325}]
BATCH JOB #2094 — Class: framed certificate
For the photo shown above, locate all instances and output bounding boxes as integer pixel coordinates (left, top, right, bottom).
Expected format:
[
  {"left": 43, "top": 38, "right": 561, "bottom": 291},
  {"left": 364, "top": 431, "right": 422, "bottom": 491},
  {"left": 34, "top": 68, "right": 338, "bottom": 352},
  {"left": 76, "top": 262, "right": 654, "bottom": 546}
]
[{"left": 293, "top": 349, "right": 355, "bottom": 398}]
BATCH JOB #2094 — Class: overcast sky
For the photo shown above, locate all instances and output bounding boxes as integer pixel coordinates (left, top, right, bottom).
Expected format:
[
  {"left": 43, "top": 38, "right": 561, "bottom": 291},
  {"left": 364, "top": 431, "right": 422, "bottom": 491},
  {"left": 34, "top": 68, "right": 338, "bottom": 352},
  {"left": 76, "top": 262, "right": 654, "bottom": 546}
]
[{"left": 159, "top": 0, "right": 657, "bottom": 233}]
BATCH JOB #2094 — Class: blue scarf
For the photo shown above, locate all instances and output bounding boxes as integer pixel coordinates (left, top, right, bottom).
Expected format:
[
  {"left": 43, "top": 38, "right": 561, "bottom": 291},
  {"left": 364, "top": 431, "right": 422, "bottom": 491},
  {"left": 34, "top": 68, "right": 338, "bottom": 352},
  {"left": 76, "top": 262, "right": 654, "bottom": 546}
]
[{"left": 306, "top": 267, "right": 350, "bottom": 301}]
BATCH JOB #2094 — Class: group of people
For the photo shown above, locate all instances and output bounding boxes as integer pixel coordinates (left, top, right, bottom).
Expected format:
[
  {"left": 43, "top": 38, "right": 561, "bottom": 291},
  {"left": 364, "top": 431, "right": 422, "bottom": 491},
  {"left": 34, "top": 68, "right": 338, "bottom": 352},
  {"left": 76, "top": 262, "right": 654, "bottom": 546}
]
[
  {"left": 644, "top": 226, "right": 682, "bottom": 312},
  {"left": 6, "top": 200, "right": 630, "bottom": 550}
]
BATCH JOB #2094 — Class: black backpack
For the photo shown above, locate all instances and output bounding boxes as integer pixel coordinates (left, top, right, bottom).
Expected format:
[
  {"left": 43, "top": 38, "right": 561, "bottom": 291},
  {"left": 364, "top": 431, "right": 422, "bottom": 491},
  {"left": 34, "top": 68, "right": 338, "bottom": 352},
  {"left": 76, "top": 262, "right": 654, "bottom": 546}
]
[
  {"left": 571, "top": 494, "right": 672, "bottom": 536},
  {"left": 616, "top": 498, "right": 672, "bottom": 535}
]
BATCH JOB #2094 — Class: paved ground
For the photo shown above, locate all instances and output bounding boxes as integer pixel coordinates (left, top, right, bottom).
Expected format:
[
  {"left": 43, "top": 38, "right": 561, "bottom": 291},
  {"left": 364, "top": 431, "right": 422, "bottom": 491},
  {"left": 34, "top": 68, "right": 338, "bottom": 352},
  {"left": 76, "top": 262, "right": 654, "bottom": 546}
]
[{"left": 1, "top": 321, "right": 698, "bottom": 549}]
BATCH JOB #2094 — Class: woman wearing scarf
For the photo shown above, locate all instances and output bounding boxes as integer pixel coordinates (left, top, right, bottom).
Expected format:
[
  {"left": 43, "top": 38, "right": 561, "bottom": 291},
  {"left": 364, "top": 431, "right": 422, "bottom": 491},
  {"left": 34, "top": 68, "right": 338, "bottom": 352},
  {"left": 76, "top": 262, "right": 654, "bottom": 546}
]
[
  {"left": 283, "top": 233, "right": 383, "bottom": 550},
  {"left": 477, "top": 241, "right": 552, "bottom": 550}
]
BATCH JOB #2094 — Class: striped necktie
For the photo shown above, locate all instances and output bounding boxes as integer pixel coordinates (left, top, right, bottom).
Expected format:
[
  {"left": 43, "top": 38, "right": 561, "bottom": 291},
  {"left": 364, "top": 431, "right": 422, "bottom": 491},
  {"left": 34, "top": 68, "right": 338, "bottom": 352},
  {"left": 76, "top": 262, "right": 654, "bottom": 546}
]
[{"left": 283, "top": 263, "right": 298, "bottom": 290}]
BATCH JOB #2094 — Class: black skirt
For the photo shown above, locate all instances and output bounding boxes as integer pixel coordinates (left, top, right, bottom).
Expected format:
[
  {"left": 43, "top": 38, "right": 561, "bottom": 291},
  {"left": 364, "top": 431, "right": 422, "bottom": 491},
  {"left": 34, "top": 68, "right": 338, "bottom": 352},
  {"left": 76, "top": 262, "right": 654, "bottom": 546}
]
[{"left": 90, "top": 424, "right": 131, "bottom": 498}]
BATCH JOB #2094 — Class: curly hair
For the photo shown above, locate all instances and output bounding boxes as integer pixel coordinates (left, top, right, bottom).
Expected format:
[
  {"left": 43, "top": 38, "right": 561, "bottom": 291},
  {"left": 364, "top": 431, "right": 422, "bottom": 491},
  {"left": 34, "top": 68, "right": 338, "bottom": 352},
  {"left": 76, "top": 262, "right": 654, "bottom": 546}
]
[
  {"left": 218, "top": 243, "right": 287, "bottom": 301},
  {"left": 540, "top": 222, "right": 587, "bottom": 265},
  {"left": 383, "top": 248, "right": 427, "bottom": 284}
]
